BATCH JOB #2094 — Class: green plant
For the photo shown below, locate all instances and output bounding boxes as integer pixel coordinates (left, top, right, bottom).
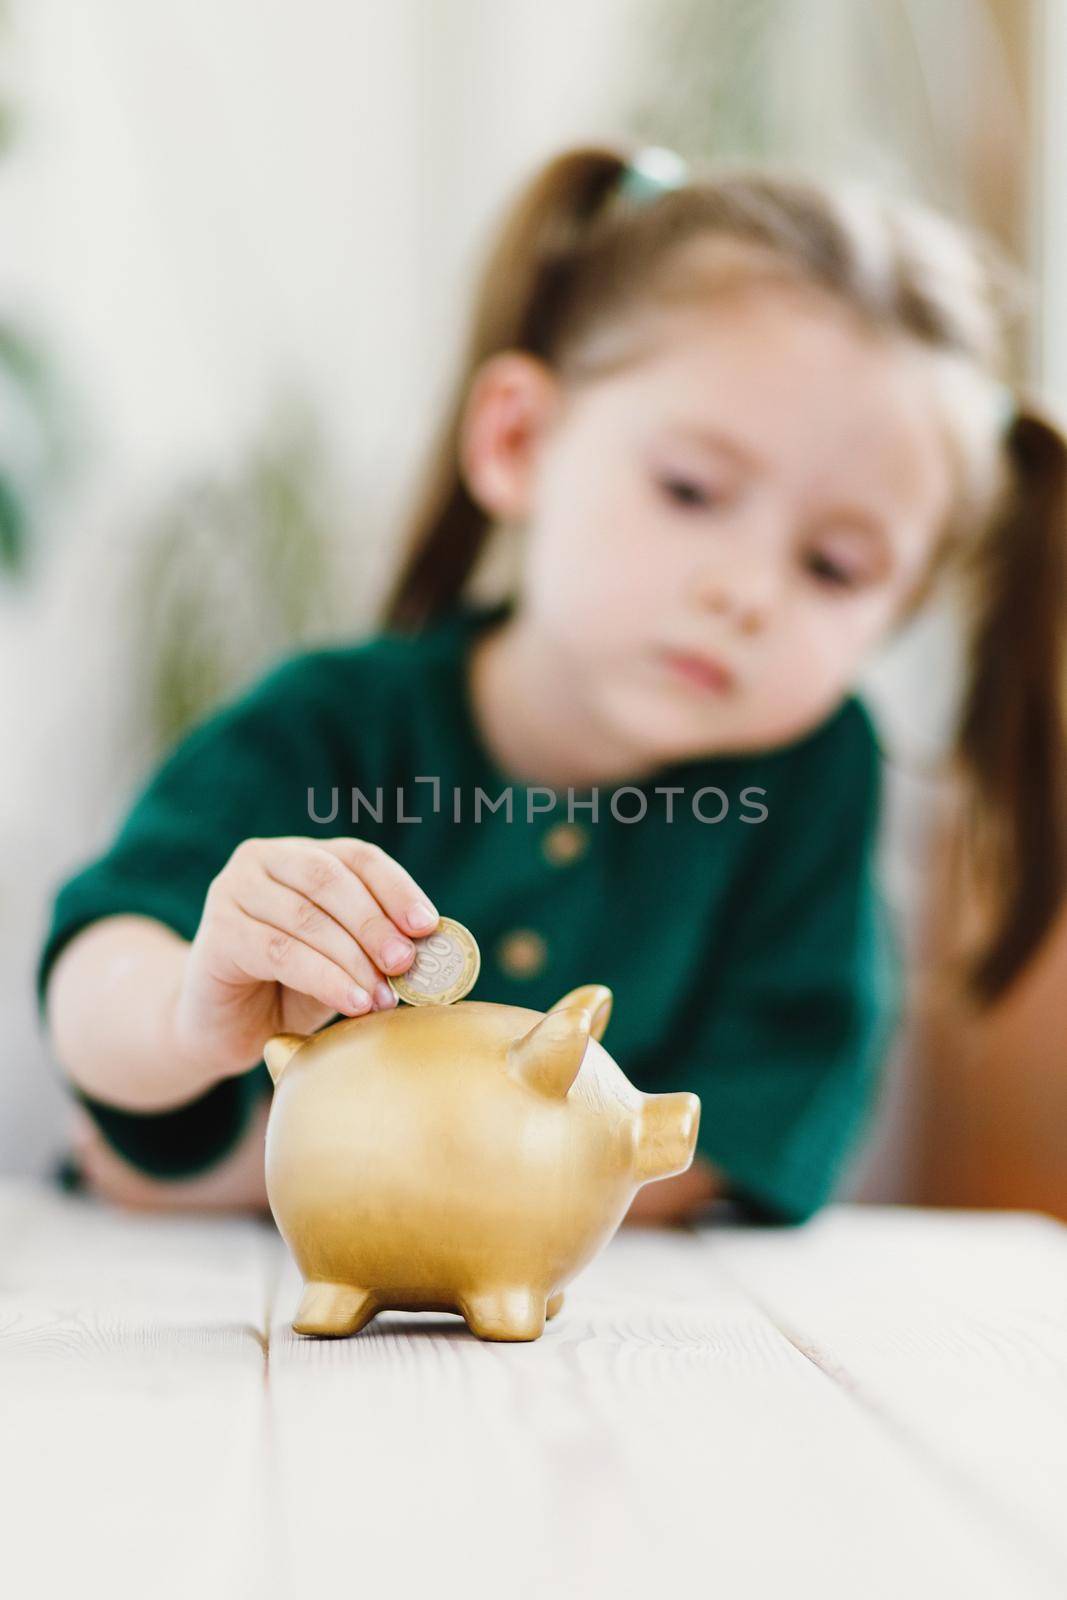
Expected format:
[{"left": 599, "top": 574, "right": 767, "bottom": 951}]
[
  {"left": 126, "top": 403, "right": 340, "bottom": 757},
  {"left": 0, "top": 1, "right": 64, "bottom": 579}
]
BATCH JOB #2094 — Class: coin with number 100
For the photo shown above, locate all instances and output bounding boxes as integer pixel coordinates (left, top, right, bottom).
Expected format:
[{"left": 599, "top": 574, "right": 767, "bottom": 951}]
[{"left": 388, "top": 916, "right": 481, "bottom": 1006}]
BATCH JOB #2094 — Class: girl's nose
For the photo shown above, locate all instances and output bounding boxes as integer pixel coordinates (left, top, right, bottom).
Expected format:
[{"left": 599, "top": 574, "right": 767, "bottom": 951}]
[{"left": 693, "top": 558, "right": 779, "bottom": 634}]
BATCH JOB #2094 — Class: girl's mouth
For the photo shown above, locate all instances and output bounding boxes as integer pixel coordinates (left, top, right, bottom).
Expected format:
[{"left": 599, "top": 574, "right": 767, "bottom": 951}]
[{"left": 660, "top": 646, "right": 737, "bottom": 695}]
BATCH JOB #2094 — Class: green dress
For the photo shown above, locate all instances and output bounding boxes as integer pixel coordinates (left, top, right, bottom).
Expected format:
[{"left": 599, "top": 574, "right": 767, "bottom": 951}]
[{"left": 35, "top": 598, "right": 902, "bottom": 1222}]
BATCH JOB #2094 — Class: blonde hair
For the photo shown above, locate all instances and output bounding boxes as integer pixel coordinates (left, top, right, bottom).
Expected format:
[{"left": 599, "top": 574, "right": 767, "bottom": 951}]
[{"left": 382, "top": 144, "right": 1067, "bottom": 1006}]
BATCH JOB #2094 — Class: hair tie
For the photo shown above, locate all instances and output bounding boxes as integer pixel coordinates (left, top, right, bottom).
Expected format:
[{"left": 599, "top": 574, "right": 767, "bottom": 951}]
[{"left": 617, "top": 146, "right": 689, "bottom": 206}]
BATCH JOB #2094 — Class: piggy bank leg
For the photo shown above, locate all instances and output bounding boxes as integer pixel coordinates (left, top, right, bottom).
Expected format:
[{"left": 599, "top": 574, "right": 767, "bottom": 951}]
[
  {"left": 293, "top": 1281, "right": 377, "bottom": 1338},
  {"left": 546, "top": 1290, "right": 565, "bottom": 1321},
  {"left": 458, "top": 1287, "right": 549, "bottom": 1342}
]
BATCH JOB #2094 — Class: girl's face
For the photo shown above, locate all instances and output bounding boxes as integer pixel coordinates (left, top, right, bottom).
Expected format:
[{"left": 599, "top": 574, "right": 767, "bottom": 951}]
[{"left": 508, "top": 286, "right": 955, "bottom": 762}]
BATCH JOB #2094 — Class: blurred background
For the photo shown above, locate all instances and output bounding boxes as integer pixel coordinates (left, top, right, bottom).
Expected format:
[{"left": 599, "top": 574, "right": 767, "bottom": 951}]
[{"left": 3, "top": 0, "right": 1065, "bottom": 1213}]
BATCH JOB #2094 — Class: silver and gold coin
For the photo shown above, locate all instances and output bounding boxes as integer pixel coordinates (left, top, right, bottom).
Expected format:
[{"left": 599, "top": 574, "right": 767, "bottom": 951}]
[{"left": 388, "top": 915, "right": 481, "bottom": 1006}]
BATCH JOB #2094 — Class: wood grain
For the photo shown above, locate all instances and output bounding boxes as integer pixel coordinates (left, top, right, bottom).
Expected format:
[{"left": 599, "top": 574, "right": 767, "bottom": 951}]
[
  {"left": 713, "top": 1206, "right": 1067, "bottom": 1594},
  {"left": 0, "top": 1181, "right": 278, "bottom": 1600},
  {"left": 2, "top": 1181, "right": 1064, "bottom": 1598}
]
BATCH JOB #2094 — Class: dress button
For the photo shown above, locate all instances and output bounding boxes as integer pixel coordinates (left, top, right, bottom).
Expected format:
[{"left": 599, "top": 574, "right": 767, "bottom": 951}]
[
  {"left": 496, "top": 928, "right": 549, "bottom": 979},
  {"left": 541, "top": 820, "right": 590, "bottom": 867}
]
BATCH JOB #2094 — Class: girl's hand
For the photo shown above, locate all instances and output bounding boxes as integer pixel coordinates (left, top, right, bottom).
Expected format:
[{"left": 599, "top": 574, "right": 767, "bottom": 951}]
[
  {"left": 622, "top": 1156, "right": 722, "bottom": 1227},
  {"left": 171, "top": 836, "right": 439, "bottom": 1080},
  {"left": 68, "top": 1098, "right": 272, "bottom": 1214}
]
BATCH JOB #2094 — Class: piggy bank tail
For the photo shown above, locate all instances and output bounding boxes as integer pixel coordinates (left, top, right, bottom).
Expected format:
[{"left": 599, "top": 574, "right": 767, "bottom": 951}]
[{"left": 264, "top": 1033, "right": 309, "bottom": 1084}]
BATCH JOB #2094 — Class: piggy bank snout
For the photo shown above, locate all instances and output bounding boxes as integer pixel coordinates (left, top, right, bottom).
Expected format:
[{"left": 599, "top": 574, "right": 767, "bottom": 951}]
[{"left": 633, "top": 1091, "right": 701, "bottom": 1184}]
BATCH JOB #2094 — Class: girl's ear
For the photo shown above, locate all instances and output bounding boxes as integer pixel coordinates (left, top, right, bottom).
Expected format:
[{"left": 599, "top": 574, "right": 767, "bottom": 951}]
[{"left": 458, "top": 351, "right": 562, "bottom": 521}]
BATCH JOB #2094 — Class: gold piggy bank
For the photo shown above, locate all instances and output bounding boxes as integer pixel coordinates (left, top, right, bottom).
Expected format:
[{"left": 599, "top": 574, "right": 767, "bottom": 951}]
[{"left": 263, "top": 983, "right": 700, "bottom": 1342}]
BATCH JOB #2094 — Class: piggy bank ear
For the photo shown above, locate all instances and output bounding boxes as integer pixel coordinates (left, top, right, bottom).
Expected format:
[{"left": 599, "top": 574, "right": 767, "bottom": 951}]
[
  {"left": 549, "top": 984, "right": 612, "bottom": 1041},
  {"left": 264, "top": 1033, "right": 309, "bottom": 1085},
  {"left": 507, "top": 1003, "right": 599, "bottom": 1099}
]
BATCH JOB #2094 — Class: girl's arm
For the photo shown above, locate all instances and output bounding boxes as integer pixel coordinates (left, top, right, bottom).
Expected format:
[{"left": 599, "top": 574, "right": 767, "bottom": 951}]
[
  {"left": 48, "top": 832, "right": 436, "bottom": 1110},
  {"left": 47, "top": 914, "right": 231, "bottom": 1112},
  {"left": 47, "top": 914, "right": 273, "bottom": 1211},
  {"left": 45, "top": 832, "right": 439, "bottom": 1207},
  {"left": 68, "top": 1093, "right": 270, "bottom": 1212}
]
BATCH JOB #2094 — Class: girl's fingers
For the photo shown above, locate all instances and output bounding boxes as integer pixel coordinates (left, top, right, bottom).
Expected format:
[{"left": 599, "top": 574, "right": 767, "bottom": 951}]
[
  {"left": 267, "top": 839, "right": 435, "bottom": 978},
  {"left": 241, "top": 916, "right": 379, "bottom": 1019},
  {"left": 320, "top": 837, "right": 439, "bottom": 939},
  {"left": 232, "top": 873, "right": 392, "bottom": 1008}
]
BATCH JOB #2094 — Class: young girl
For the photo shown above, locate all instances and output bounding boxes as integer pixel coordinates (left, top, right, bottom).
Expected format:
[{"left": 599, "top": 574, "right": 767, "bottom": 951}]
[{"left": 36, "top": 144, "right": 1067, "bottom": 1227}]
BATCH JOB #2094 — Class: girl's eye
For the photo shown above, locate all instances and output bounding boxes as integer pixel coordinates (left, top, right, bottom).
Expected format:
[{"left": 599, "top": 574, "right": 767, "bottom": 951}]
[
  {"left": 658, "top": 475, "right": 723, "bottom": 511},
  {"left": 806, "top": 550, "right": 861, "bottom": 590}
]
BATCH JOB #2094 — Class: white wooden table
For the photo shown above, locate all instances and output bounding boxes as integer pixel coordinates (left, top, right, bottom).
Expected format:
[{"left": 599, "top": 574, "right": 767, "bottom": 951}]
[{"left": 2, "top": 1179, "right": 1065, "bottom": 1600}]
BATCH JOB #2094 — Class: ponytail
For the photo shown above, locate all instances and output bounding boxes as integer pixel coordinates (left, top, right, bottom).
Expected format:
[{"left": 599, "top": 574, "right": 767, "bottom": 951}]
[
  {"left": 381, "top": 146, "right": 628, "bottom": 632},
  {"left": 953, "top": 403, "right": 1067, "bottom": 1002}
]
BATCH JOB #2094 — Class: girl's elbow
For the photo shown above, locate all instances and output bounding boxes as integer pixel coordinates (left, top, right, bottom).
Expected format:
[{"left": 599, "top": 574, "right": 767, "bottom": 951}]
[{"left": 68, "top": 1097, "right": 271, "bottom": 1216}]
